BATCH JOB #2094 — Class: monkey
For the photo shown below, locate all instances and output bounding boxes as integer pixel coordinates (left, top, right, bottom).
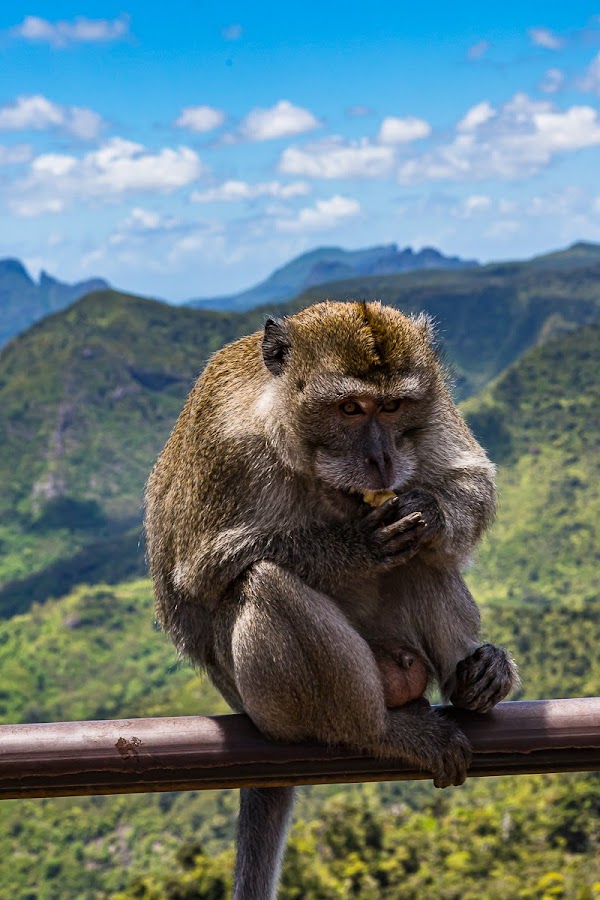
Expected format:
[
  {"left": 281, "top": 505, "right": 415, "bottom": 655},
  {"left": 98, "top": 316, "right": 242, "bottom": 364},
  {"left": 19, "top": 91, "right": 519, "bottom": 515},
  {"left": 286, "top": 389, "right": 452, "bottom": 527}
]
[{"left": 144, "top": 300, "right": 519, "bottom": 900}]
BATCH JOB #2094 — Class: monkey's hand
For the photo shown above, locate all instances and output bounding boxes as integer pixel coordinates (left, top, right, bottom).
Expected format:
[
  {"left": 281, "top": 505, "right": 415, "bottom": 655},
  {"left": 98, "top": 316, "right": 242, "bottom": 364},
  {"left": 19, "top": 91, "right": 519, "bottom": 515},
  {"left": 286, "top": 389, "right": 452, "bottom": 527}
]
[
  {"left": 450, "top": 644, "right": 519, "bottom": 713},
  {"left": 355, "top": 498, "right": 427, "bottom": 571},
  {"left": 394, "top": 489, "right": 445, "bottom": 548}
]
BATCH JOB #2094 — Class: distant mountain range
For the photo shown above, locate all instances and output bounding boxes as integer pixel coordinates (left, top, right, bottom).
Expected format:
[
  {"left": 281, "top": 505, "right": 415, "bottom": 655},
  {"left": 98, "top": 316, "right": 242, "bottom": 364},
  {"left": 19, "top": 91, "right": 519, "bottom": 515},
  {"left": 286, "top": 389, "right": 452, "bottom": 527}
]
[
  {"left": 1, "top": 241, "right": 600, "bottom": 616},
  {"left": 186, "top": 244, "right": 478, "bottom": 311},
  {"left": 0, "top": 240, "right": 599, "bottom": 897},
  {"left": 0, "top": 258, "right": 109, "bottom": 347}
]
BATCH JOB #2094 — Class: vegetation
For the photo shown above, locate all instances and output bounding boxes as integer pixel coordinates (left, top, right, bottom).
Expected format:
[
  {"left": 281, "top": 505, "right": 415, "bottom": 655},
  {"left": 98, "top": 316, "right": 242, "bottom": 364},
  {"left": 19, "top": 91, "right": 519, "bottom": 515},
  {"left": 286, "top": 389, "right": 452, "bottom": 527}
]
[
  {"left": 118, "top": 776, "right": 600, "bottom": 900},
  {"left": 466, "top": 324, "right": 600, "bottom": 613},
  {"left": 2, "top": 248, "right": 599, "bottom": 616},
  {"left": 0, "top": 258, "right": 598, "bottom": 897},
  {"left": 0, "top": 318, "right": 598, "bottom": 897}
]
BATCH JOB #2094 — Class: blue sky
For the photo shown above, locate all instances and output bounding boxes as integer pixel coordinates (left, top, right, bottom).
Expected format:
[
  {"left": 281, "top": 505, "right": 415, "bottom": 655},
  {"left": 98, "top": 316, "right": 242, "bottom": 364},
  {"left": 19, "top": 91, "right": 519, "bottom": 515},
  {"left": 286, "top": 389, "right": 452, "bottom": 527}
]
[{"left": 1, "top": 2, "right": 600, "bottom": 300}]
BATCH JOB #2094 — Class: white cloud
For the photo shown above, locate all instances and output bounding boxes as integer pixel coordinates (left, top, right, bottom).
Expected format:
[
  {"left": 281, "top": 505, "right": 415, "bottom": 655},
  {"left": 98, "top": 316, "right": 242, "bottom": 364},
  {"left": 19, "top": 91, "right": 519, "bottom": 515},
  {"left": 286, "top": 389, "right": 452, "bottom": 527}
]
[
  {"left": 238, "top": 100, "right": 320, "bottom": 141},
  {"left": 0, "top": 95, "right": 103, "bottom": 140},
  {"left": 0, "top": 95, "right": 62, "bottom": 130},
  {"left": 457, "top": 101, "right": 496, "bottom": 133},
  {"left": 399, "top": 93, "right": 600, "bottom": 183},
  {"left": 10, "top": 137, "right": 205, "bottom": 217},
  {"left": 467, "top": 40, "right": 490, "bottom": 61},
  {"left": 459, "top": 195, "right": 492, "bottom": 217},
  {"left": 279, "top": 136, "right": 395, "bottom": 178},
  {"left": 10, "top": 14, "right": 130, "bottom": 47},
  {"left": 167, "top": 225, "right": 226, "bottom": 264},
  {"left": 175, "top": 105, "right": 226, "bottom": 133},
  {"left": 121, "top": 207, "right": 181, "bottom": 231},
  {"left": 378, "top": 116, "right": 431, "bottom": 144},
  {"left": 540, "top": 68, "right": 565, "bottom": 94},
  {"left": 579, "top": 52, "right": 600, "bottom": 95},
  {"left": 191, "top": 179, "right": 310, "bottom": 202},
  {"left": 528, "top": 27, "right": 563, "bottom": 50},
  {"left": 275, "top": 195, "right": 360, "bottom": 232},
  {"left": 0, "top": 143, "right": 32, "bottom": 164}
]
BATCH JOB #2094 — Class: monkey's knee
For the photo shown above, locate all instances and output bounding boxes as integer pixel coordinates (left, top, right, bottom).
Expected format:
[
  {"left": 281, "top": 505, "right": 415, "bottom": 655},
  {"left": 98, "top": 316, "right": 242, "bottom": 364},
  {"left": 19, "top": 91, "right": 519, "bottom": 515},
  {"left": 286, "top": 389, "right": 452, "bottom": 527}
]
[{"left": 230, "top": 561, "right": 387, "bottom": 746}]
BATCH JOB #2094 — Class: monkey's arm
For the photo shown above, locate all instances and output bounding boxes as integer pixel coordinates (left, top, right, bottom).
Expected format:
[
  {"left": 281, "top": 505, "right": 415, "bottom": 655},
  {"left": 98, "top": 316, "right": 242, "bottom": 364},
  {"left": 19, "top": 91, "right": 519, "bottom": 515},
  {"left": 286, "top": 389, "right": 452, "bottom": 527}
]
[
  {"left": 269, "top": 506, "right": 429, "bottom": 593},
  {"left": 168, "top": 506, "right": 423, "bottom": 612},
  {"left": 396, "top": 457, "right": 496, "bottom": 567}
]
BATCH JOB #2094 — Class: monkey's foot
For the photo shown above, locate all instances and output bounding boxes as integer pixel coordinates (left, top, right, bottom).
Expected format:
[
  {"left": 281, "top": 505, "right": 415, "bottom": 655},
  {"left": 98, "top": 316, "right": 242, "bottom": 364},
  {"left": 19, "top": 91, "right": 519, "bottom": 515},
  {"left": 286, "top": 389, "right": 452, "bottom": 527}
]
[
  {"left": 386, "top": 702, "right": 472, "bottom": 788},
  {"left": 420, "top": 708, "right": 472, "bottom": 788},
  {"left": 450, "top": 643, "right": 519, "bottom": 714},
  {"left": 430, "top": 720, "right": 472, "bottom": 789}
]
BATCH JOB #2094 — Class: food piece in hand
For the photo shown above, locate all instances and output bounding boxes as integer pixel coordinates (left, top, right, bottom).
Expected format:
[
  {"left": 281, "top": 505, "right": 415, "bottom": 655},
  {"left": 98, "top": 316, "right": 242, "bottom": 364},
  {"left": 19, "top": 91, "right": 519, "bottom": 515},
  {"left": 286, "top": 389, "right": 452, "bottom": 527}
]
[
  {"left": 362, "top": 489, "right": 397, "bottom": 507},
  {"left": 377, "top": 651, "right": 429, "bottom": 708}
]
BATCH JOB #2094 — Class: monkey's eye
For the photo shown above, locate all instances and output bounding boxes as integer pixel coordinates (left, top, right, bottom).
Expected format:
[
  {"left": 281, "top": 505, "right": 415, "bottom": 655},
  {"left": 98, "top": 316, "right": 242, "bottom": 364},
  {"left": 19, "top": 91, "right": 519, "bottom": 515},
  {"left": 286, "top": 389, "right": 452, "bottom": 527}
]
[
  {"left": 381, "top": 399, "right": 402, "bottom": 413},
  {"left": 339, "top": 400, "right": 363, "bottom": 416}
]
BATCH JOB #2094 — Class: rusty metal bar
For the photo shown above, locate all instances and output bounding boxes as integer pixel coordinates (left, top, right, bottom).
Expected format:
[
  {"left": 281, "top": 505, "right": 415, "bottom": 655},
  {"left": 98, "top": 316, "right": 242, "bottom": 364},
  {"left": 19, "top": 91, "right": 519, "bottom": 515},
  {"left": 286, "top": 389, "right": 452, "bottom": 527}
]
[{"left": 0, "top": 698, "right": 598, "bottom": 800}]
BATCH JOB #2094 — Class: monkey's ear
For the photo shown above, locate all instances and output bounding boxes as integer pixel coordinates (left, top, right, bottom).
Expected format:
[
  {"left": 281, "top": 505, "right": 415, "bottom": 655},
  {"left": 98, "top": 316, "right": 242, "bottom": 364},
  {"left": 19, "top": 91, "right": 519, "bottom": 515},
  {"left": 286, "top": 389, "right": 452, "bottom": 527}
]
[
  {"left": 262, "top": 317, "right": 292, "bottom": 376},
  {"left": 413, "top": 312, "right": 436, "bottom": 346}
]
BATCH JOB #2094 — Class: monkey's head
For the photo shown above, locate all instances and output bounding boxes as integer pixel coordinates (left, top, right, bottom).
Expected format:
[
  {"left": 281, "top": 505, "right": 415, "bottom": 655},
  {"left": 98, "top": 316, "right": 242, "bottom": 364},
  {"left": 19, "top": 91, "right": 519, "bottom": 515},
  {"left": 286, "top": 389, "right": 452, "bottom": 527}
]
[{"left": 260, "top": 301, "right": 444, "bottom": 494}]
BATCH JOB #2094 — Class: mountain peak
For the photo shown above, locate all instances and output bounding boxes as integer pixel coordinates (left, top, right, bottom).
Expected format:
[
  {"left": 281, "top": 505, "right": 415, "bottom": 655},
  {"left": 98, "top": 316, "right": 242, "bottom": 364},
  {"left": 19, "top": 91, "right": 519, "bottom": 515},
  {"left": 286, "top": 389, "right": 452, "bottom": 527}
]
[
  {"left": 187, "top": 242, "right": 478, "bottom": 312},
  {"left": 0, "top": 258, "right": 33, "bottom": 283},
  {"left": 0, "top": 259, "right": 111, "bottom": 348}
]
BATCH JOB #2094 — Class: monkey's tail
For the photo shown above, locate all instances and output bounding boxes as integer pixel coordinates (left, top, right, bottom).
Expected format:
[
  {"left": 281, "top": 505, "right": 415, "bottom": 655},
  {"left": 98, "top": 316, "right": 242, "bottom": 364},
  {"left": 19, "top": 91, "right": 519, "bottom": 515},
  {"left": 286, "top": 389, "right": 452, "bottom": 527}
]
[{"left": 233, "top": 786, "right": 295, "bottom": 900}]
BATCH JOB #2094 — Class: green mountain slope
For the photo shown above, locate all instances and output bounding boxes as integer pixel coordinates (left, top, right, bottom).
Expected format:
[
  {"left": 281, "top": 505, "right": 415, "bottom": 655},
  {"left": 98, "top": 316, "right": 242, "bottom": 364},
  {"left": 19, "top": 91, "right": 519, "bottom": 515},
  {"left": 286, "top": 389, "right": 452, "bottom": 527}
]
[
  {"left": 0, "top": 291, "right": 251, "bottom": 613},
  {"left": 1, "top": 251, "right": 599, "bottom": 618},
  {"left": 0, "top": 323, "right": 597, "bottom": 898},
  {"left": 1, "top": 324, "right": 596, "bottom": 729},
  {"left": 0, "top": 258, "right": 109, "bottom": 347},
  {"left": 465, "top": 323, "right": 599, "bottom": 615}
]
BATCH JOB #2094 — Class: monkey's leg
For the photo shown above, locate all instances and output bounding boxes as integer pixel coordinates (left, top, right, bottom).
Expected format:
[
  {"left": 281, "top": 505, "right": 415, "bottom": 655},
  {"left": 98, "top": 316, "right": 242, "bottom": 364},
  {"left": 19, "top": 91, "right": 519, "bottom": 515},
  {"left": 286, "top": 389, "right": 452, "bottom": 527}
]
[
  {"left": 213, "top": 561, "right": 471, "bottom": 785},
  {"left": 450, "top": 643, "right": 520, "bottom": 713},
  {"left": 213, "top": 562, "right": 472, "bottom": 899},
  {"left": 380, "top": 562, "right": 518, "bottom": 713},
  {"left": 379, "top": 561, "right": 482, "bottom": 697}
]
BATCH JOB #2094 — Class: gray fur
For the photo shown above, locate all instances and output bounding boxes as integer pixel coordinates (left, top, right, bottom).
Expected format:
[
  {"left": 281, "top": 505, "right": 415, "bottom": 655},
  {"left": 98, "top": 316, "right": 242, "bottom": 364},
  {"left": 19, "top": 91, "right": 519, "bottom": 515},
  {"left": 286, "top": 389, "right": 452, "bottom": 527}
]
[{"left": 234, "top": 787, "right": 295, "bottom": 900}]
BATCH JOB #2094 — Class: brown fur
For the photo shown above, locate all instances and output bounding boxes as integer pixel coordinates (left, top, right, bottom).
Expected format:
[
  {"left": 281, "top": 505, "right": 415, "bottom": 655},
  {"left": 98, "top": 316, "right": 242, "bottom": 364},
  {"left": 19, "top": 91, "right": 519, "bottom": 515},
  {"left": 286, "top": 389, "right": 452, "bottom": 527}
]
[{"left": 145, "top": 300, "right": 519, "bottom": 900}]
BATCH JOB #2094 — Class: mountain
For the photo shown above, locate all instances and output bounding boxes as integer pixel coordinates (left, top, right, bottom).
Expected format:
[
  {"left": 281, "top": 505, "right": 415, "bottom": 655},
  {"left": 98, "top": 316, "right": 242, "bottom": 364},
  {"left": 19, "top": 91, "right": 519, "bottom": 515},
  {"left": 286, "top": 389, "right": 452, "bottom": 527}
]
[
  {"left": 0, "top": 290, "right": 250, "bottom": 616},
  {"left": 286, "top": 243, "right": 600, "bottom": 396},
  {"left": 0, "top": 258, "right": 109, "bottom": 347},
  {"left": 0, "top": 323, "right": 597, "bottom": 897},
  {"left": 1, "top": 245, "right": 599, "bottom": 617},
  {"left": 465, "top": 323, "right": 599, "bottom": 621},
  {"left": 526, "top": 240, "right": 600, "bottom": 270},
  {"left": 187, "top": 243, "right": 478, "bottom": 311}
]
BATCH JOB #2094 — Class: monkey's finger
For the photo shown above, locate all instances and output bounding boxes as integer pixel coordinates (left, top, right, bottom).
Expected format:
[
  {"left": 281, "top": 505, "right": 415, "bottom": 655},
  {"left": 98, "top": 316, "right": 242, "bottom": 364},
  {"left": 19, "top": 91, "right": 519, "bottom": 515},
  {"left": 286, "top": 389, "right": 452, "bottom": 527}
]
[
  {"left": 379, "top": 513, "right": 426, "bottom": 540},
  {"left": 363, "top": 496, "right": 400, "bottom": 525}
]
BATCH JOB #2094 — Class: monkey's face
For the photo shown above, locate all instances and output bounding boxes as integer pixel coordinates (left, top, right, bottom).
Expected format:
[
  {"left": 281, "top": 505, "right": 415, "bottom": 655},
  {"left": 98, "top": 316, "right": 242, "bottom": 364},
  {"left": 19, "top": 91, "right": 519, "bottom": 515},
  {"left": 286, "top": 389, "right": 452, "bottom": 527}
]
[
  {"left": 260, "top": 302, "right": 441, "bottom": 496},
  {"left": 306, "top": 392, "right": 426, "bottom": 493}
]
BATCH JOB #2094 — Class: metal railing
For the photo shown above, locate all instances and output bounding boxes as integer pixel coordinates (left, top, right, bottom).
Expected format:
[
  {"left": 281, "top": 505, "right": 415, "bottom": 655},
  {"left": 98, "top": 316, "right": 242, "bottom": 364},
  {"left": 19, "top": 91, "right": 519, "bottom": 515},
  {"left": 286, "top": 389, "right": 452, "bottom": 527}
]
[{"left": 1, "top": 698, "right": 599, "bottom": 800}]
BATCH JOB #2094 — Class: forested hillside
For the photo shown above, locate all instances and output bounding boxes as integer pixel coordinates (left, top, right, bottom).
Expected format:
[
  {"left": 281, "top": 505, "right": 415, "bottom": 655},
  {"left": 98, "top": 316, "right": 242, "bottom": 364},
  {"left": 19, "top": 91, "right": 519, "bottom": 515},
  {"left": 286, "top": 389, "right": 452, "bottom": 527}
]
[
  {"left": 1, "top": 247, "right": 599, "bottom": 618},
  {"left": 0, "top": 322, "right": 597, "bottom": 898}
]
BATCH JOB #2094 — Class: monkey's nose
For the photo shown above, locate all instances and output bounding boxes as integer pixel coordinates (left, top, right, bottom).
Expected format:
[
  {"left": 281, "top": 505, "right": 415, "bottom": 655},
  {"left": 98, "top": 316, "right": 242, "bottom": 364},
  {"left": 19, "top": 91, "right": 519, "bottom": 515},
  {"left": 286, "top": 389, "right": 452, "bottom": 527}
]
[{"left": 365, "top": 451, "right": 393, "bottom": 487}]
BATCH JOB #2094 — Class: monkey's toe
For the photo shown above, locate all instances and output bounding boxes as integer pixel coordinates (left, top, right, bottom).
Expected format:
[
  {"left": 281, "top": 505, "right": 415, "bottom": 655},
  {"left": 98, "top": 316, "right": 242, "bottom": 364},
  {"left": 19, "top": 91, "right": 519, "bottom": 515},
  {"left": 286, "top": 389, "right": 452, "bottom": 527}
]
[
  {"left": 450, "top": 644, "right": 518, "bottom": 713},
  {"left": 432, "top": 736, "right": 471, "bottom": 788},
  {"left": 425, "top": 717, "right": 472, "bottom": 789}
]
